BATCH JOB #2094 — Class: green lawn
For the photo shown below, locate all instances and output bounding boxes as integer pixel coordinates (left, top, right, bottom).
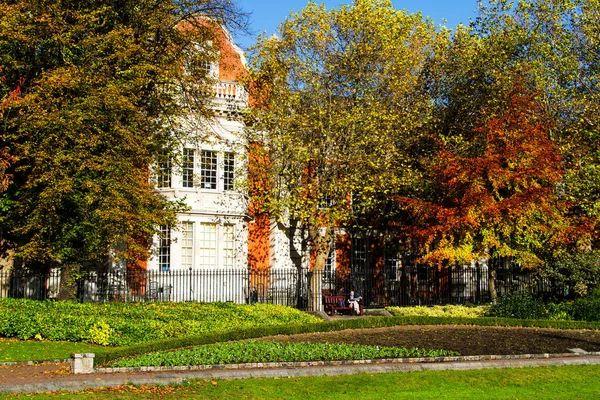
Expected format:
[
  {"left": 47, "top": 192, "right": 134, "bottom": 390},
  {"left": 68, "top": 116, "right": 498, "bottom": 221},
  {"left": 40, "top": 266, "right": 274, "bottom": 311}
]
[
  {"left": 7, "top": 365, "right": 600, "bottom": 399},
  {"left": 0, "top": 339, "right": 101, "bottom": 363}
]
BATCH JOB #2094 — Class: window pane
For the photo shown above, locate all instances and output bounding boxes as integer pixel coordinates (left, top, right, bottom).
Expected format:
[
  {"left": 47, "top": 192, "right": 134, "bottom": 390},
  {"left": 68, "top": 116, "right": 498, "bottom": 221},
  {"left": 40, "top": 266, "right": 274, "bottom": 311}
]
[
  {"left": 181, "top": 222, "right": 194, "bottom": 269},
  {"left": 224, "top": 152, "right": 235, "bottom": 191},
  {"left": 384, "top": 253, "right": 399, "bottom": 281},
  {"left": 318, "top": 195, "right": 333, "bottom": 209},
  {"left": 198, "top": 223, "right": 217, "bottom": 267},
  {"left": 351, "top": 238, "right": 367, "bottom": 274},
  {"left": 223, "top": 224, "right": 235, "bottom": 267},
  {"left": 182, "top": 149, "right": 194, "bottom": 188},
  {"left": 159, "top": 225, "right": 171, "bottom": 271},
  {"left": 200, "top": 150, "right": 217, "bottom": 190},
  {"left": 157, "top": 157, "right": 171, "bottom": 188}
]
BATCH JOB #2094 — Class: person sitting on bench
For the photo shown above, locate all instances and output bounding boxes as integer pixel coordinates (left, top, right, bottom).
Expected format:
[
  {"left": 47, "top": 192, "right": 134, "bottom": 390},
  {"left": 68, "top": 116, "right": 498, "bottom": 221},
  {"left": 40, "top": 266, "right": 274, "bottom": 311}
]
[{"left": 348, "top": 290, "right": 362, "bottom": 315}]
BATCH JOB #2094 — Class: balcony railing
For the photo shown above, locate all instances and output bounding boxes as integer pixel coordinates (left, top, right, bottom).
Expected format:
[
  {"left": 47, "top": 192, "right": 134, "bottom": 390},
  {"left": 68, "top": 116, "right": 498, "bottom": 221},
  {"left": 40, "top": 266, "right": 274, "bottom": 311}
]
[{"left": 214, "top": 81, "right": 248, "bottom": 103}]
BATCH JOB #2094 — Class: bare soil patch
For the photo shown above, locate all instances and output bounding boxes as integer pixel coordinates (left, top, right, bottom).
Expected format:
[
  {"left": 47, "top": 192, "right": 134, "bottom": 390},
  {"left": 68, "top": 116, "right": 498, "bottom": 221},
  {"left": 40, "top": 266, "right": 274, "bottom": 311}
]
[{"left": 264, "top": 325, "right": 600, "bottom": 356}]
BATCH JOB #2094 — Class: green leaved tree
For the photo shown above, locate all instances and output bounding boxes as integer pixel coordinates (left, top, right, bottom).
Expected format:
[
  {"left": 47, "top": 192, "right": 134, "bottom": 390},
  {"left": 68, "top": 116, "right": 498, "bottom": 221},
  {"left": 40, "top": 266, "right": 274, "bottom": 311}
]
[
  {"left": 246, "top": 0, "right": 436, "bottom": 310},
  {"left": 0, "top": 0, "right": 248, "bottom": 274}
]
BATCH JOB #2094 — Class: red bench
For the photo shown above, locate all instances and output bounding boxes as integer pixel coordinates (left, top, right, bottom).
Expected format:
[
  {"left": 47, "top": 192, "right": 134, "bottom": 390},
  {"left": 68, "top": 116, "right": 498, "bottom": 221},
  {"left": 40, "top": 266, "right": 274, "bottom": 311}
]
[{"left": 324, "top": 295, "right": 363, "bottom": 316}]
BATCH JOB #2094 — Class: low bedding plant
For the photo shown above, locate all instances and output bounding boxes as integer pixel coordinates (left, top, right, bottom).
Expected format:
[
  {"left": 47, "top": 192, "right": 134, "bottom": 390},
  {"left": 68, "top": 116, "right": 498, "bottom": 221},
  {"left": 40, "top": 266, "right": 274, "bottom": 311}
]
[
  {"left": 111, "top": 340, "right": 459, "bottom": 368},
  {"left": 387, "top": 291, "right": 600, "bottom": 322}
]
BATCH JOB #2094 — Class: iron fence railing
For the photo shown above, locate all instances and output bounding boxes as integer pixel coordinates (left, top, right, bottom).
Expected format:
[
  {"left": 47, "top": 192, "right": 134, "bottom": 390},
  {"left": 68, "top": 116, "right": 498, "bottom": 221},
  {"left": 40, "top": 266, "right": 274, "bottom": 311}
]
[{"left": 0, "top": 261, "right": 568, "bottom": 310}]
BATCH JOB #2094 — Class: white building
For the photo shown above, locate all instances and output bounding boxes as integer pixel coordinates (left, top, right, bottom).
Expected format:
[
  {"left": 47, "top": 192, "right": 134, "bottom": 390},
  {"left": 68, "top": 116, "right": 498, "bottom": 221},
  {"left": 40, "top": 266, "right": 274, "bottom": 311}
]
[{"left": 144, "top": 25, "right": 250, "bottom": 302}]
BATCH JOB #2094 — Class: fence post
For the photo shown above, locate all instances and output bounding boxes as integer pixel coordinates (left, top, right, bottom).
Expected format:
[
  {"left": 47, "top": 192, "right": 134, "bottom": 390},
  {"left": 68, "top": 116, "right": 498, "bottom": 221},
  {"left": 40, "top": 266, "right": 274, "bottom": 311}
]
[
  {"left": 475, "top": 261, "right": 481, "bottom": 305},
  {"left": 448, "top": 264, "right": 454, "bottom": 304}
]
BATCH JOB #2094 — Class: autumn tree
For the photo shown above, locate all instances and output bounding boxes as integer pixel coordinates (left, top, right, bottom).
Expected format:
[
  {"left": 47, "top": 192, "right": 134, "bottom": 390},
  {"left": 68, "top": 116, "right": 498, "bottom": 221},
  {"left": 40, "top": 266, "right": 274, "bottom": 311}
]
[
  {"left": 0, "top": 0, "right": 248, "bottom": 270},
  {"left": 472, "top": 0, "right": 600, "bottom": 223},
  {"left": 246, "top": 0, "right": 436, "bottom": 310},
  {"left": 404, "top": 0, "right": 600, "bottom": 297},
  {"left": 0, "top": 66, "right": 19, "bottom": 193},
  {"left": 400, "top": 87, "right": 590, "bottom": 300}
]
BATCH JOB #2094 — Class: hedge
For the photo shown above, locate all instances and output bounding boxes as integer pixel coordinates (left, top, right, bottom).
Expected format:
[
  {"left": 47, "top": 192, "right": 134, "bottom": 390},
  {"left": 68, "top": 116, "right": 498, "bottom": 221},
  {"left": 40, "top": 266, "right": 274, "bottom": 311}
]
[{"left": 0, "top": 299, "right": 322, "bottom": 346}]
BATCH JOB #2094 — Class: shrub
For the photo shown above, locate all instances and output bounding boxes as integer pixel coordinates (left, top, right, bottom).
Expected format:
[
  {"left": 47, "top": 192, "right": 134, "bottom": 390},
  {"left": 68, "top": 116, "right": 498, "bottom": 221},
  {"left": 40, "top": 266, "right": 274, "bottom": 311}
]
[
  {"left": 484, "top": 292, "right": 549, "bottom": 319},
  {"left": 89, "top": 322, "right": 114, "bottom": 346},
  {"left": 545, "top": 302, "right": 573, "bottom": 321},
  {"left": 485, "top": 291, "right": 600, "bottom": 322},
  {"left": 387, "top": 305, "right": 486, "bottom": 318},
  {"left": 0, "top": 299, "right": 322, "bottom": 346},
  {"left": 570, "top": 294, "right": 600, "bottom": 322}
]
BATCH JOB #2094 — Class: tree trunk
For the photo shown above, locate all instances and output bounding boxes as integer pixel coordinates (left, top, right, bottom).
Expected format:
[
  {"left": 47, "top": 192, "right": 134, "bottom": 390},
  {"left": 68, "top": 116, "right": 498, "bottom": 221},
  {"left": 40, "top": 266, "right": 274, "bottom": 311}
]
[
  {"left": 308, "top": 226, "right": 333, "bottom": 312},
  {"left": 488, "top": 260, "right": 498, "bottom": 304},
  {"left": 309, "top": 248, "right": 329, "bottom": 312},
  {"left": 286, "top": 219, "right": 308, "bottom": 309},
  {"left": 57, "top": 264, "right": 80, "bottom": 301}
]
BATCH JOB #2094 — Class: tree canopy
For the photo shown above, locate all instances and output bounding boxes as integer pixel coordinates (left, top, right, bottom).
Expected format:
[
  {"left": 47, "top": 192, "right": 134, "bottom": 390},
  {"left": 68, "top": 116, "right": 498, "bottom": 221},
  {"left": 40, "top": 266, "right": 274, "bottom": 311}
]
[
  {"left": 0, "top": 0, "right": 248, "bottom": 268},
  {"left": 248, "top": 0, "right": 600, "bottom": 294},
  {"left": 396, "top": 0, "right": 600, "bottom": 296},
  {"left": 246, "top": 0, "right": 436, "bottom": 271}
]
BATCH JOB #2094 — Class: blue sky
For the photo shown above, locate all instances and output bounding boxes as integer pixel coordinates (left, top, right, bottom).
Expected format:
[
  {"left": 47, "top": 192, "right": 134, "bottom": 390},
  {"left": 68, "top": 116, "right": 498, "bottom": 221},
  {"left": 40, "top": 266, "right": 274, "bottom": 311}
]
[{"left": 234, "top": 0, "right": 481, "bottom": 49}]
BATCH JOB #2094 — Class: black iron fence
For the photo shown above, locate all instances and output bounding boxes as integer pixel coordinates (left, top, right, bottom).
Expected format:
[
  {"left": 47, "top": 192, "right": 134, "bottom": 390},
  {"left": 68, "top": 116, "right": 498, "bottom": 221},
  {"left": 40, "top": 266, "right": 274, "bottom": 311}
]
[
  {"left": 0, "top": 261, "right": 567, "bottom": 309},
  {"left": 0, "top": 268, "right": 308, "bottom": 306},
  {"left": 326, "top": 260, "right": 565, "bottom": 307}
]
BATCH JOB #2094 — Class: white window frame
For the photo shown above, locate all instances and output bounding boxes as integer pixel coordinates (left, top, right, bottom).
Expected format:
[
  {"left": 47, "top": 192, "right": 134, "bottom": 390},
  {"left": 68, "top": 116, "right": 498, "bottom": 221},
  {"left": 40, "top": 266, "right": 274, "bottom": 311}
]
[
  {"left": 157, "top": 158, "right": 172, "bottom": 189},
  {"left": 351, "top": 238, "right": 367, "bottom": 274},
  {"left": 223, "top": 152, "right": 235, "bottom": 191},
  {"left": 182, "top": 149, "right": 195, "bottom": 188},
  {"left": 223, "top": 224, "right": 235, "bottom": 268},
  {"left": 181, "top": 221, "right": 194, "bottom": 269},
  {"left": 184, "top": 41, "right": 220, "bottom": 79},
  {"left": 200, "top": 150, "right": 218, "bottom": 190},
  {"left": 198, "top": 222, "right": 217, "bottom": 268},
  {"left": 158, "top": 225, "right": 171, "bottom": 271}
]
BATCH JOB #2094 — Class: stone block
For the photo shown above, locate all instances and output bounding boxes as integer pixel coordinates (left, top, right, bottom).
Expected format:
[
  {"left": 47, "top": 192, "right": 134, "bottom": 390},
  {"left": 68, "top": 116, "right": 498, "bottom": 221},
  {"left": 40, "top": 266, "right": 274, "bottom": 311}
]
[{"left": 71, "top": 353, "right": 95, "bottom": 374}]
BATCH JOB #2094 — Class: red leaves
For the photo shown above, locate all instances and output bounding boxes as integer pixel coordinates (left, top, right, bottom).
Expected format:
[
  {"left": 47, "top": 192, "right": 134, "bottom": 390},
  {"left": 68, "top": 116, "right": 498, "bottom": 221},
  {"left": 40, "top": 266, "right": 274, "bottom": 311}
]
[
  {"left": 400, "top": 87, "right": 588, "bottom": 264},
  {"left": 0, "top": 70, "right": 20, "bottom": 191}
]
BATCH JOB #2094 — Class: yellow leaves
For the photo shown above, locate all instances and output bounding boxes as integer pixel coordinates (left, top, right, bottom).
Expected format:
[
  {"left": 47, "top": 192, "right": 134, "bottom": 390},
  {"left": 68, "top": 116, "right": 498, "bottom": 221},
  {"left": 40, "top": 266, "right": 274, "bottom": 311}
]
[{"left": 249, "top": 0, "right": 437, "bottom": 232}]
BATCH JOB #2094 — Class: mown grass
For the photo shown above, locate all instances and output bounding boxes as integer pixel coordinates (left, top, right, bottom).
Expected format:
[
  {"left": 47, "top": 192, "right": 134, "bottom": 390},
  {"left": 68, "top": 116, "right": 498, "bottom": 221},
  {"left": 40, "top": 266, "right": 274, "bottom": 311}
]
[
  {"left": 6, "top": 365, "right": 600, "bottom": 399},
  {"left": 0, "top": 338, "right": 101, "bottom": 363}
]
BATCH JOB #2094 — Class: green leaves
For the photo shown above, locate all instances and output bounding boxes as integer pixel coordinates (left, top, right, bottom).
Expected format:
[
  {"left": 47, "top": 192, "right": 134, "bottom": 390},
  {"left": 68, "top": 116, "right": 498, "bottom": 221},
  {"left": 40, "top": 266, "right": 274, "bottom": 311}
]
[
  {"left": 0, "top": 299, "right": 321, "bottom": 346},
  {"left": 111, "top": 340, "right": 459, "bottom": 367},
  {"left": 247, "top": 0, "right": 437, "bottom": 274},
  {"left": 0, "top": 1, "right": 248, "bottom": 266},
  {"left": 394, "top": 1, "right": 600, "bottom": 279}
]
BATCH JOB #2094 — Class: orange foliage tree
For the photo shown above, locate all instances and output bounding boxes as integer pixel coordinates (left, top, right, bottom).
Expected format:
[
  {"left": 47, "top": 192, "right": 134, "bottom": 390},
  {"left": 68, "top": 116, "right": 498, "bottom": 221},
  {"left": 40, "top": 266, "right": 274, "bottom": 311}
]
[
  {"left": 0, "top": 68, "right": 19, "bottom": 192},
  {"left": 398, "top": 87, "right": 595, "bottom": 300}
]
